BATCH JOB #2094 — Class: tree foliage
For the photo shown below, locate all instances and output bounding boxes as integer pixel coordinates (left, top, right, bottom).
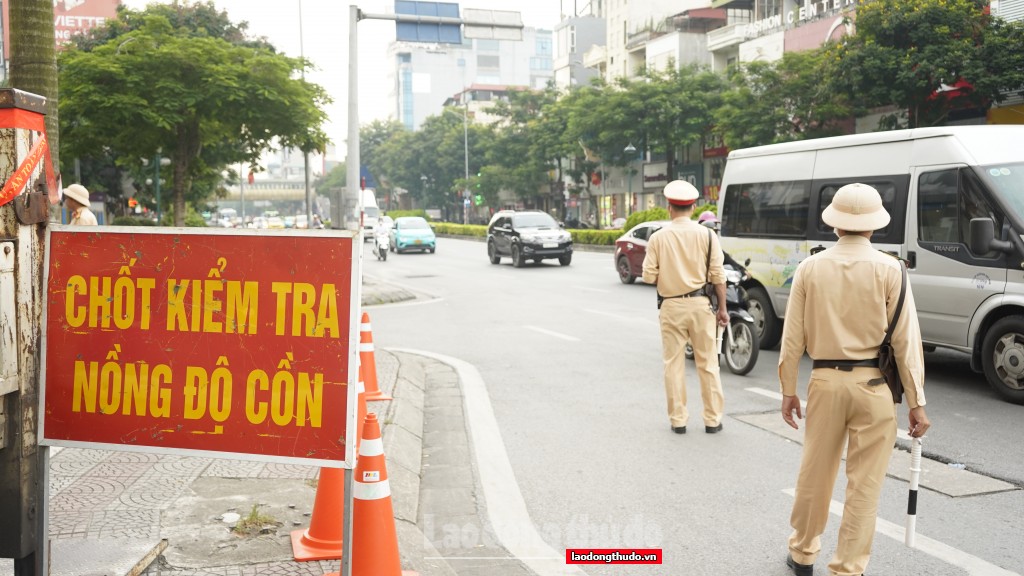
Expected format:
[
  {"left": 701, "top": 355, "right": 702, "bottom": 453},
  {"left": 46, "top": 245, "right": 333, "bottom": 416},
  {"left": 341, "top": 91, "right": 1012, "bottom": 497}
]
[
  {"left": 59, "top": 2, "right": 329, "bottom": 225},
  {"left": 715, "top": 49, "right": 853, "bottom": 148},
  {"left": 827, "top": 0, "right": 1024, "bottom": 128}
]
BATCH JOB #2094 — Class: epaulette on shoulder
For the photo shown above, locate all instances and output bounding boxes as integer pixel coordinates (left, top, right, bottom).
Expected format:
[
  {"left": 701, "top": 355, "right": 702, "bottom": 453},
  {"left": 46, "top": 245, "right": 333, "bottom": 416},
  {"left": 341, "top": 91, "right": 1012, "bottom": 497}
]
[{"left": 878, "top": 250, "right": 907, "bottom": 266}]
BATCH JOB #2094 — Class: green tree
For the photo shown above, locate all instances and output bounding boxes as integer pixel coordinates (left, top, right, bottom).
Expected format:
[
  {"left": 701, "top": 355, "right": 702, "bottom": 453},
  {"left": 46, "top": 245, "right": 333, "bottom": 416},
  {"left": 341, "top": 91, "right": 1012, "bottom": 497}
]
[
  {"left": 361, "top": 119, "right": 406, "bottom": 198},
  {"left": 488, "top": 88, "right": 557, "bottom": 206},
  {"left": 315, "top": 163, "right": 346, "bottom": 197},
  {"left": 59, "top": 7, "right": 329, "bottom": 225},
  {"left": 715, "top": 49, "right": 853, "bottom": 149},
  {"left": 828, "top": 0, "right": 1024, "bottom": 128}
]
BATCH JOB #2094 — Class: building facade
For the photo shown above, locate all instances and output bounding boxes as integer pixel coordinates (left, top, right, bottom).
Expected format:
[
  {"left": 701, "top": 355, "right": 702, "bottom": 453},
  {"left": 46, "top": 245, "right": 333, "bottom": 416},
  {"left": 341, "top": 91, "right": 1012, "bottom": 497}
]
[
  {"left": 387, "top": 28, "right": 554, "bottom": 131},
  {"left": 553, "top": 15, "right": 606, "bottom": 89}
]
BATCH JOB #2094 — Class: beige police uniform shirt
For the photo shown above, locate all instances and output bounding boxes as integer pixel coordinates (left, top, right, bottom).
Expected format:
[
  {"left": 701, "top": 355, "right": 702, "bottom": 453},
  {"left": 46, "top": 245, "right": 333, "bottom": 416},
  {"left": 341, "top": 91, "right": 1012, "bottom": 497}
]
[
  {"left": 642, "top": 216, "right": 726, "bottom": 295},
  {"left": 778, "top": 235, "right": 926, "bottom": 408},
  {"left": 71, "top": 207, "right": 98, "bottom": 226}
]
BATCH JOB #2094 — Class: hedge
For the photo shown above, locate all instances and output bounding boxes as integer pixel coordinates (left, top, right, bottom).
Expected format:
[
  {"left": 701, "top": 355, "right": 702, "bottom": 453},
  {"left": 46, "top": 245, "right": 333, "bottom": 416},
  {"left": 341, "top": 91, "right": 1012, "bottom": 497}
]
[
  {"left": 386, "top": 209, "right": 430, "bottom": 220},
  {"left": 430, "top": 222, "right": 488, "bottom": 237}
]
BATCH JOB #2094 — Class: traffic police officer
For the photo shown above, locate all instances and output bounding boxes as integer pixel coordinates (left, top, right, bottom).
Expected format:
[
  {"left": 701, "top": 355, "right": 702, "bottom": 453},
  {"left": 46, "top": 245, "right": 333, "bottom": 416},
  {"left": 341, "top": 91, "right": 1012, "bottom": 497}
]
[
  {"left": 64, "top": 184, "right": 97, "bottom": 226},
  {"left": 643, "top": 180, "right": 729, "bottom": 435},
  {"left": 779, "top": 183, "right": 931, "bottom": 576}
]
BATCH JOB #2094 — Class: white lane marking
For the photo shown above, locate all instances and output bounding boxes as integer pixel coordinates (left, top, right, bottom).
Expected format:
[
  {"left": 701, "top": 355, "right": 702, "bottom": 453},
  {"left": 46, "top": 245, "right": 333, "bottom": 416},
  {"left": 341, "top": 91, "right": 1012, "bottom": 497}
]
[
  {"left": 782, "top": 489, "right": 1020, "bottom": 576},
  {"left": 746, "top": 386, "right": 911, "bottom": 441},
  {"left": 388, "top": 348, "right": 587, "bottom": 576},
  {"left": 525, "top": 325, "right": 580, "bottom": 342}
]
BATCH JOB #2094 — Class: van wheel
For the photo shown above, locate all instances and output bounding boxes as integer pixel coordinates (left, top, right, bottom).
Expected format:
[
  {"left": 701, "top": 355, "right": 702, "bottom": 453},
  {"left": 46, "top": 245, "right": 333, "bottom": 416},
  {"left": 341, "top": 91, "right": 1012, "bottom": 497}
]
[
  {"left": 746, "top": 287, "right": 781, "bottom": 350},
  {"left": 981, "top": 316, "right": 1024, "bottom": 404}
]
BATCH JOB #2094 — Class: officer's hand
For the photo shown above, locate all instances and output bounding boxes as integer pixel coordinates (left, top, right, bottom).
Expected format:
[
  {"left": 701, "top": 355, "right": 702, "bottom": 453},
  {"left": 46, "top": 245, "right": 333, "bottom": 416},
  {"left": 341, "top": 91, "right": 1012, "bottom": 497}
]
[
  {"left": 781, "top": 395, "right": 803, "bottom": 430},
  {"left": 716, "top": 308, "right": 729, "bottom": 327},
  {"left": 908, "top": 406, "right": 930, "bottom": 438}
]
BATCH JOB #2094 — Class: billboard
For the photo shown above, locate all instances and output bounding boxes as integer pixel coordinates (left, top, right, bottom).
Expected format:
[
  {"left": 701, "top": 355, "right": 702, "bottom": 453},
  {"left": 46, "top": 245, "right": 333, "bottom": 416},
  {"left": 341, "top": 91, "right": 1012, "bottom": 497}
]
[
  {"left": 40, "top": 227, "right": 360, "bottom": 468},
  {"left": 2, "top": 0, "right": 120, "bottom": 61}
]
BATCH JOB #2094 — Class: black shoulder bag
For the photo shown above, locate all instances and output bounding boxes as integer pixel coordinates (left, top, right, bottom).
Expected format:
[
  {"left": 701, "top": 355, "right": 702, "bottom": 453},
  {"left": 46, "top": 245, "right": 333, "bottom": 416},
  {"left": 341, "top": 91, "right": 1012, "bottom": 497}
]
[
  {"left": 876, "top": 261, "right": 907, "bottom": 403},
  {"left": 701, "top": 227, "right": 719, "bottom": 310}
]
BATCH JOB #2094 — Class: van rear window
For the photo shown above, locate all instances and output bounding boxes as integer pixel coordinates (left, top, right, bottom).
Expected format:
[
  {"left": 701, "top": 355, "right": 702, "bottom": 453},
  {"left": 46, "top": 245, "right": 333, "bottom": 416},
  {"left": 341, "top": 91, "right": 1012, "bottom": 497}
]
[{"left": 721, "top": 181, "right": 810, "bottom": 238}]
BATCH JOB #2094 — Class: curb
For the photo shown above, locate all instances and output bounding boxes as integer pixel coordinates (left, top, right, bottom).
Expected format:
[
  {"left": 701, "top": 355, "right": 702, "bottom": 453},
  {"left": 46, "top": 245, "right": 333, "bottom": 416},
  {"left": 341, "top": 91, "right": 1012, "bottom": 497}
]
[{"left": 379, "top": 351, "right": 458, "bottom": 576}]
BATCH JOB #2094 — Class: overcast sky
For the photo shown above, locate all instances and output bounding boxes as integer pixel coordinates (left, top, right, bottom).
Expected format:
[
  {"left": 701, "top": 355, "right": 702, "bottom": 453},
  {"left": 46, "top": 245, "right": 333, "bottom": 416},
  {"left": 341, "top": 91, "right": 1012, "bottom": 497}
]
[{"left": 122, "top": 0, "right": 570, "bottom": 157}]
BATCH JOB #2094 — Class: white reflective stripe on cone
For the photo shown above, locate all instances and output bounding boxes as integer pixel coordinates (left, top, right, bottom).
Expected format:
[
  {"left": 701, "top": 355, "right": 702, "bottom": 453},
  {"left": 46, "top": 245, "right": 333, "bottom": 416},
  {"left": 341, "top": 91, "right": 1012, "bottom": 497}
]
[
  {"left": 359, "top": 437, "right": 384, "bottom": 457},
  {"left": 359, "top": 343, "right": 375, "bottom": 352},
  {"left": 361, "top": 322, "right": 372, "bottom": 331},
  {"left": 353, "top": 479, "right": 391, "bottom": 500},
  {"left": 357, "top": 380, "right": 365, "bottom": 393}
]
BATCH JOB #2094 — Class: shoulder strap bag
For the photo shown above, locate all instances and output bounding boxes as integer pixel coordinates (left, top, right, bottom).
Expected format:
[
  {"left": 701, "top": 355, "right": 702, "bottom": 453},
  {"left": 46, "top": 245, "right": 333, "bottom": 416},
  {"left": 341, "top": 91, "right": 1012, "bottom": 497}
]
[{"left": 876, "top": 261, "right": 907, "bottom": 403}]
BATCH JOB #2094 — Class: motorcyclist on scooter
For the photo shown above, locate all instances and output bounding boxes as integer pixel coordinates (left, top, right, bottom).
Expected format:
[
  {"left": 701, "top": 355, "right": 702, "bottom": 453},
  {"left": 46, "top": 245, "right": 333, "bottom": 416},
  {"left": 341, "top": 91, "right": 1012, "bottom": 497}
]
[
  {"left": 373, "top": 216, "right": 391, "bottom": 259},
  {"left": 698, "top": 211, "right": 743, "bottom": 271}
]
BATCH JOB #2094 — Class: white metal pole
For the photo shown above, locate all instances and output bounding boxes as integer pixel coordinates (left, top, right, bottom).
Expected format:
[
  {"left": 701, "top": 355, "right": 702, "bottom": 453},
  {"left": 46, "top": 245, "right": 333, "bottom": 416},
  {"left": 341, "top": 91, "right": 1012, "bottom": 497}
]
[
  {"left": 300, "top": 0, "right": 313, "bottom": 226},
  {"left": 340, "top": 7, "right": 361, "bottom": 576},
  {"left": 905, "top": 437, "right": 922, "bottom": 547},
  {"left": 463, "top": 94, "right": 469, "bottom": 225},
  {"left": 347, "top": 5, "right": 362, "bottom": 234}
]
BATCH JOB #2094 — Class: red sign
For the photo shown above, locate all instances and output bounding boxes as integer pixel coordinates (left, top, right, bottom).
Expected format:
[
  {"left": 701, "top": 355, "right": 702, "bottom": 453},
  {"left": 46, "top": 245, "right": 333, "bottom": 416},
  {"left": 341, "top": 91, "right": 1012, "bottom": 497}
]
[{"left": 41, "top": 228, "right": 359, "bottom": 467}]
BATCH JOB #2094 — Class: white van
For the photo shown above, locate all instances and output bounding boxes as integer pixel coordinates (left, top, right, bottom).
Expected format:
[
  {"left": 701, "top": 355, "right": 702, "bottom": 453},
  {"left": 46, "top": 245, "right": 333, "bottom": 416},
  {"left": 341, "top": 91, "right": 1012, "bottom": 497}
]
[
  {"left": 717, "top": 126, "right": 1024, "bottom": 403},
  {"left": 361, "top": 189, "right": 380, "bottom": 241}
]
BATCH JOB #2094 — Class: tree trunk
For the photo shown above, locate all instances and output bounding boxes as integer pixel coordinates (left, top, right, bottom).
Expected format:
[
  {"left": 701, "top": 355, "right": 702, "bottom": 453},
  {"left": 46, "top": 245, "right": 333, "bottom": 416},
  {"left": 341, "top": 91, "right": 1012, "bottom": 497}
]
[{"left": 8, "top": 0, "right": 59, "bottom": 174}]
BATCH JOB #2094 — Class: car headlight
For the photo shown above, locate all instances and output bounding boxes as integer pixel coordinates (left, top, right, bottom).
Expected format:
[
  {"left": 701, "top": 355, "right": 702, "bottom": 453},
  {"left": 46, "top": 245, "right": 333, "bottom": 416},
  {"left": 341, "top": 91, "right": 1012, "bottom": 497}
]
[
  {"left": 559, "top": 232, "right": 571, "bottom": 242},
  {"left": 520, "top": 233, "right": 538, "bottom": 243},
  {"left": 726, "top": 269, "right": 743, "bottom": 285}
]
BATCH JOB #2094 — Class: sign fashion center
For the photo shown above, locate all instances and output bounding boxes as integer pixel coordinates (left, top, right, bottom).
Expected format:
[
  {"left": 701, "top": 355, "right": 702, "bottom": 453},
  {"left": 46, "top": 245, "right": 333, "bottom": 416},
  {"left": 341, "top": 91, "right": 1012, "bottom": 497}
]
[
  {"left": 40, "top": 227, "right": 360, "bottom": 467},
  {"left": 745, "top": 0, "right": 858, "bottom": 38}
]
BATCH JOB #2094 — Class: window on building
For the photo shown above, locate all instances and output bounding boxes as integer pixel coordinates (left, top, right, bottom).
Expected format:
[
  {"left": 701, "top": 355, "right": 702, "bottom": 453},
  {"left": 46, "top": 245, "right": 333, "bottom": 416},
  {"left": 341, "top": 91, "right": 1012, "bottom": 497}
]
[
  {"left": 530, "top": 57, "right": 552, "bottom": 71},
  {"left": 569, "top": 26, "right": 576, "bottom": 54},
  {"left": 476, "top": 39, "right": 500, "bottom": 51},
  {"left": 398, "top": 52, "right": 411, "bottom": 63},
  {"left": 535, "top": 36, "right": 552, "bottom": 56},
  {"left": 478, "top": 54, "right": 500, "bottom": 69}
]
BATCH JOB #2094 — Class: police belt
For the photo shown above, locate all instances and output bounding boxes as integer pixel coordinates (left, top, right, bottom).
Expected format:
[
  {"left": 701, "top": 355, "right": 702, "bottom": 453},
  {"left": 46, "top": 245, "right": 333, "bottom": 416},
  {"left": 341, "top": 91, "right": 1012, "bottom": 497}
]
[
  {"left": 812, "top": 358, "right": 879, "bottom": 371},
  {"left": 661, "top": 288, "right": 706, "bottom": 300}
]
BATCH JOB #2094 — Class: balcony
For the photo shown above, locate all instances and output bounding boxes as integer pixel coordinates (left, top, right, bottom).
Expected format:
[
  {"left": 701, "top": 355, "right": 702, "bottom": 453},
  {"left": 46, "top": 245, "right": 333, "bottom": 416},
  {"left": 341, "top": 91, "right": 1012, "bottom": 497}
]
[
  {"left": 582, "top": 44, "right": 607, "bottom": 69},
  {"left": 707, "top": 22, "right": 747, "bottom": 52}
]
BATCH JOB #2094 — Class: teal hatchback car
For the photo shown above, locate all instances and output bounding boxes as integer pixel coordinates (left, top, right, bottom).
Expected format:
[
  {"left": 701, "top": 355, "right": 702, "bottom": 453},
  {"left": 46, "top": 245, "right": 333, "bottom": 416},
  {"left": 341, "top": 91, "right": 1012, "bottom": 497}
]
[{"left": 389, "top": 216, "right": 436, "bottom": 254}]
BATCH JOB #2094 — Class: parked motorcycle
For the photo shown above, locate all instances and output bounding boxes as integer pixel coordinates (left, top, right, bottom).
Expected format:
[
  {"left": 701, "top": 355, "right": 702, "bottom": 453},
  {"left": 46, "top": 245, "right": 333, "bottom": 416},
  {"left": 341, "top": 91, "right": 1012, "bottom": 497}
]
[
  {"left": 372, "top": 233, "right": 389, "bottom": 261},
  {"left": 685, "top": 259, "right": 760, "bottom": 375}
]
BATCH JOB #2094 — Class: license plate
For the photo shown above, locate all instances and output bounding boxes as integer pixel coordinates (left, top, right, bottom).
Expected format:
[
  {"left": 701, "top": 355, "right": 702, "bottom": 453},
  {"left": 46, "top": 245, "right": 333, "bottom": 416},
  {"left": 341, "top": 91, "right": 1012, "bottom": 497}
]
[
  {"left": 543, "top": 242, "right": 557, "bottom": 248},
  {"left": 415, "top": 239, "right": 422, "bottom": 244}
]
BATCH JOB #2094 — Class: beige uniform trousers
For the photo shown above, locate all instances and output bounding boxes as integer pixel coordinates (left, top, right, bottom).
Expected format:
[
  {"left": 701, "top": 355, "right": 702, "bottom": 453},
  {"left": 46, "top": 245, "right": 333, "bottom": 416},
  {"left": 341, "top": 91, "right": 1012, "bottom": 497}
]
[
  {"left": 658, "top": 297, "right": 724, "bottom": 427},
  {"left": 788, "top": 366, "right": 897, "bottom": 576}
]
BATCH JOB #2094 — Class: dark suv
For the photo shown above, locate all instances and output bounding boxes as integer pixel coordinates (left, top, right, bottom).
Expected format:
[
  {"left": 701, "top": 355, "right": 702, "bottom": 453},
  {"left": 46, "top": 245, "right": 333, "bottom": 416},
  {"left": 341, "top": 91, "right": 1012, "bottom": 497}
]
[{"left": 487, "top": 210, "right": 574, "bottom": 267}]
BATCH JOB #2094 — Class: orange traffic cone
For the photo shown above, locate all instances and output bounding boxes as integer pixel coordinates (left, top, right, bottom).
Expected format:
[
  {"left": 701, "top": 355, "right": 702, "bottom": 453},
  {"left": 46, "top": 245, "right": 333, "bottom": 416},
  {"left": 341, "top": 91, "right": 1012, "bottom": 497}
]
[
  {"left": 324, "top": 413, "right": 415, "bottom": 576},
  {"left": 360, "top": 312, "right": 392, "bottom": 401},
  {"left": 291, "top": 375, "right": 368, "bottom": 561},
  {"left": 352, "top": 413, "right": 406, "bottom": 576}
]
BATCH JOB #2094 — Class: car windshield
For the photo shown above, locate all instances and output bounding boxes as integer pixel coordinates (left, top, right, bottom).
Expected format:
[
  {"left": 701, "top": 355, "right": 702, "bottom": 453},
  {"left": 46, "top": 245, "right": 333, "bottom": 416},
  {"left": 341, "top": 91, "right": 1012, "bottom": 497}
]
[
  {"left": 400, "top": 218, "right": 430, "bottom": 229},
  {"left": 976, "top": 162, "right": 1024, "bottom": 222},
  {"left": 513, "top": 212, "right": 558, "bottom": 228}
]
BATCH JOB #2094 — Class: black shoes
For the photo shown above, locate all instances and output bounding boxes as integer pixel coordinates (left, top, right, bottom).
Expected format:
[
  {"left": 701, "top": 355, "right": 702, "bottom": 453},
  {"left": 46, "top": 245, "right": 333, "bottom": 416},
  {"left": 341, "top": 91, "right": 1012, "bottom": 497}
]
[
  {"left": 672, "top": 426, "right": 687, "bottom": 434},
  {"left": 786, "top": 554, "right": 813, "bottom": 576},
  {"left": 705, "top": 423, "right": 723, "bottom": 433}
]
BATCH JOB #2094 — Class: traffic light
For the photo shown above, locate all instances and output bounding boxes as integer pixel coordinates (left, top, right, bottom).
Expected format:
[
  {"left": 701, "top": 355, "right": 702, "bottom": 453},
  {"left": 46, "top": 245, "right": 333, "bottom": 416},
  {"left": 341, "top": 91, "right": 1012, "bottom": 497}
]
[{"left": 476, "top": 171, "right": 481, "bottom": 189}]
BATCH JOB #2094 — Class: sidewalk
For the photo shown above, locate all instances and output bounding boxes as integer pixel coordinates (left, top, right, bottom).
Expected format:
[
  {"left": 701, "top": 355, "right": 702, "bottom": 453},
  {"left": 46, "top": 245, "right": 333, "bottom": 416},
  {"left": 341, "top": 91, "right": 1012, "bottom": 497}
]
[{"left": 1, "top": 275, "right": 532, "bottom": 576}]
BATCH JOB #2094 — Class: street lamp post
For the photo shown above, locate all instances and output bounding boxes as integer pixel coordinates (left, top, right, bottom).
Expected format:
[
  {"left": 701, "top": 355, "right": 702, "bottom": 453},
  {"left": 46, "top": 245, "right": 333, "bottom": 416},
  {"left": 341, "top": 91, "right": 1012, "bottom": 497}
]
[{"left": 624, "top": 143, "right": 636, "bottom": 218}]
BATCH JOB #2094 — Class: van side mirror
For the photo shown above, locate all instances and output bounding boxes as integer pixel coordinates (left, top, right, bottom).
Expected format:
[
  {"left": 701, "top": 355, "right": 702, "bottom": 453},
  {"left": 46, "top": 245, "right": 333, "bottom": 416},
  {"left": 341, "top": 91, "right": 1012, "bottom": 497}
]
[{"left": 969, "top": 217, "right": 1013, "bottom": 255}]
